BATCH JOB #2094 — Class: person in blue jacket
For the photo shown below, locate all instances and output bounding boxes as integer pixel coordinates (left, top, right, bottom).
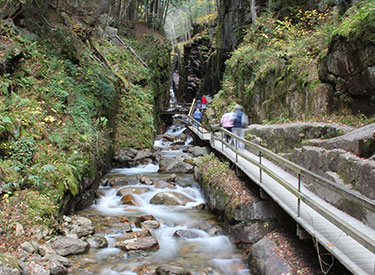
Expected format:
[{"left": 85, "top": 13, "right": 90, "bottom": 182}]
[
  {"left": 193, "top": 108, "right": 202, "bottom": 126},
  {"left": 231, "top": 104, "right": 249, "bottom": 148}
]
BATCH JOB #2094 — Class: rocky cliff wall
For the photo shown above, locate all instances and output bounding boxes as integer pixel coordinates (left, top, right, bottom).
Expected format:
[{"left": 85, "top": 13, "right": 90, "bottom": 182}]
[
  {"left": 318, "top": 36, "right": 375, "bottom": 116},
  {"left": 177, "top": 37, "right": 212, "bottom": 102}
]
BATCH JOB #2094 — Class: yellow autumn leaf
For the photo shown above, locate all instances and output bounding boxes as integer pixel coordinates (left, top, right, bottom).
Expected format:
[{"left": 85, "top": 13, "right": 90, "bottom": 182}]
[{"left": 43, "top": 116, "right": 56, "bottom": 122}]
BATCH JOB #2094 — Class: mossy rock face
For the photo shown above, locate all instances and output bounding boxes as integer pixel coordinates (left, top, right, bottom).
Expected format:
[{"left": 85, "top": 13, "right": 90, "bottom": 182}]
[
  {"left": 0, "top": 253, "right": 20, "bottom": 274},
  {"left": 319, "top": 23, "right": 375, "bottom": 116}
]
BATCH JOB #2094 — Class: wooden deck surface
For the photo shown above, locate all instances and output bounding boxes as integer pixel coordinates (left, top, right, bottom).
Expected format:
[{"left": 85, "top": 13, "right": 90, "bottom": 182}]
[{"left": 188, "top": 125, "right": 375, "bottom": 275}]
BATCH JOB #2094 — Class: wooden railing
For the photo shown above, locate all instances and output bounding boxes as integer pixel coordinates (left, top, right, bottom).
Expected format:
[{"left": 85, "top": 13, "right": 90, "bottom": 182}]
[{"left": 187, "top": 104, "right": 375, "bottom": 254}]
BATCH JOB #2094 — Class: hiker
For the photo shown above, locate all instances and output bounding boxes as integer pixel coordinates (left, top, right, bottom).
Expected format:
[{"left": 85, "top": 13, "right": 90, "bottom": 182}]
[
  {"left": 196, "top": 94, "right": 202, "bottom": 109},
  {"left": 231, "top": 104, "right": 249, "bottom": 149},
  {"left": 201, "top": 95, "right": 207, "bottom": 111},
  {"left": 193, "top": 108, "right": 202, "bottom": 126},
  {"left": 220, "top": 111, "right": 235, "bottom": 143}
]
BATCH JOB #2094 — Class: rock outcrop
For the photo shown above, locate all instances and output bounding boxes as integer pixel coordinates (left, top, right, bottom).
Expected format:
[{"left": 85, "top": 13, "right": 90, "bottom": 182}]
[
  {"left": 246, "top": 122, "right": 352, "bottom": 153},
  {"left": 319, "top": 36, "right": 375, "bottom": 116},
  {"left": 177, "top": 37, "right": 213, "bottom": 102}
]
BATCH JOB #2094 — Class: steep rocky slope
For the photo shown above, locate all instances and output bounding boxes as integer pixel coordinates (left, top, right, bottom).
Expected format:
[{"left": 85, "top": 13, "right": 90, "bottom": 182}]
[{"left": 0, "top": 0, "right": 170, "bottom": 252}]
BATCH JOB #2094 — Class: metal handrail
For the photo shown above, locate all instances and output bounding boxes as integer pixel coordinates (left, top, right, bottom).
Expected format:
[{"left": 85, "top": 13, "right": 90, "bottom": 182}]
[
  {"left": 219, "top": 128, "right": 375, "bottom": 213},
  {"left": 189, "top": 121, "right": 375, "bottom": 254}
]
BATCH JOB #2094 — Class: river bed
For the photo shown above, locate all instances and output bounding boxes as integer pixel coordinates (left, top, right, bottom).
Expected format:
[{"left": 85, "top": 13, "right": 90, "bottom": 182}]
[{"left": 67, "top": 119, "right": 250, "bottom": 274}]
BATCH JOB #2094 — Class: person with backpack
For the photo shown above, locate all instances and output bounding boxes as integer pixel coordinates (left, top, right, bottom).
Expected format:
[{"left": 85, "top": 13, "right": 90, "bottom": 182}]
[
  {"left": 196, "top": 94, "right": 202, "bottom": 109},
  {"left": 231, "top": 104, "right": 249, "bottom": 148}
]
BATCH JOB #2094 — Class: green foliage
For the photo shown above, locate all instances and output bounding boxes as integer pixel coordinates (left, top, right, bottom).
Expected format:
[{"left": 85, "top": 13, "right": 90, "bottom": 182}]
[
  {"left": 0, "top": 3, "right": 170, "bottom": 246},
  {"left": 116, "top": 85, "right": 155, "bottom": 149},
  {"left": 10, "top": 136, "right": 35, "bottom": 167},
  {"left": 197, "top": 153, "right": 231, "bottom": 184},
  {"left": 0, "top": 20, "right": 118, "bottom": 200},
  {"left": 0, "top": 114, "right": 12, "bottom": 137},
  {"left": 334, "top": 0, "right": 375, "bottom": 44},
  {"left": 217, "top": 8, "right": 337, "bottom": 123},
  {"left": 97, "top": 38, "right": 162, "bottom": 150}
]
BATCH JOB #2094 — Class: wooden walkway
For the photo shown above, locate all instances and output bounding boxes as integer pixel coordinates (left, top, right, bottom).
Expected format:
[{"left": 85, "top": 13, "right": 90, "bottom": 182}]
[
  {"left": 188, "top": 124, "right": 375, "bottom": 275},
  {"left": 160, "top": 103, "right": 191, "bottom": 115}
]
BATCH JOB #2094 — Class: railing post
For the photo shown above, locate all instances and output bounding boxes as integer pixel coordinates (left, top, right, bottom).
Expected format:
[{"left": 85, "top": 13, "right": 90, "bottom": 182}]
[
  {"left": 235, "top": 136, "right": 238, "bottom": 163},
  {"left": 259, "top": 151, "right": 262, "bottom": 183},
  {"left": 298, "top": 173, "right": 301, "bottom": 217},
  {"left": 221, "top": 131, "right": 224, "bottom": 152}
]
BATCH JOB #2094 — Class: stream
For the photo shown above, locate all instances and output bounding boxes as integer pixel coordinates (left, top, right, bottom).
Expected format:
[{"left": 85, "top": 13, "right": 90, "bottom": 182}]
[{"left": 67, "top": 116, "right": 250, "bottom": 274}]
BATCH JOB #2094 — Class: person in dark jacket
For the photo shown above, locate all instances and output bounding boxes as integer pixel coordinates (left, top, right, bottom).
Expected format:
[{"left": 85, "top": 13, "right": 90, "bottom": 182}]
[
  {"left": 196, "top": 94, "right": 202, "bottom": 109},
  {"left": 231, "top": 104, "right": 249, "bottom": 148}
]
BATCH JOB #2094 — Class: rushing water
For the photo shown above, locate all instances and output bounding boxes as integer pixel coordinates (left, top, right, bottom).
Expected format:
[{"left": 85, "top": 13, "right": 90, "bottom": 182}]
[{"left": 68, "top": 117, "right": 250, "bottom": 274}]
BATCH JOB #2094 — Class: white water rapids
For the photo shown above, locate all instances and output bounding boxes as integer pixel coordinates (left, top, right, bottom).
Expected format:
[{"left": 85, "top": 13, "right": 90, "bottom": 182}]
[{"left": 68, "top": 118, "right": 250, "bottom": 274}]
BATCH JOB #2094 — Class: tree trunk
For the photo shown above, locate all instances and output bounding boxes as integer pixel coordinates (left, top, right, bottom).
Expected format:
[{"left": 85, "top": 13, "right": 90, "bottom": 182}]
[
  {"left": 117, "top": 0, "right": 123, "bottom": 31},
  {"left": 161, "top": 0, "right": 169, "bottom": 27},
  {"left": 251, "top": 0, "right": 257, "bottom": 23}
]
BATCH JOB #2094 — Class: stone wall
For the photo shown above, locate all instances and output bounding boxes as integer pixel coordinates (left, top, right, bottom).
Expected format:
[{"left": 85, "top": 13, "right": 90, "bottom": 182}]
[
  {"left": 194, "top": 164, "right": 277, "bottom": 246},
  {"left": 246, "top": 122, "right": 375, "bottom": 230}
]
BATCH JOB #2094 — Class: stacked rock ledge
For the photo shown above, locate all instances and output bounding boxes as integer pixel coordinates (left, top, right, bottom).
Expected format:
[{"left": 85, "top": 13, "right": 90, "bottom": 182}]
[{"left": 246, "top": 122, "right": 375, "bottom": 230}]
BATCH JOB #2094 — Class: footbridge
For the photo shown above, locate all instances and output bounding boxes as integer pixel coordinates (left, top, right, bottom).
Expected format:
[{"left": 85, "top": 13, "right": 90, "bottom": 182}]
[
  {"left": 187, "top": 110, "right": 375, "bottom": 275},
  {"left": 159, "top": 103, "right": 191, "bottom": 115}
]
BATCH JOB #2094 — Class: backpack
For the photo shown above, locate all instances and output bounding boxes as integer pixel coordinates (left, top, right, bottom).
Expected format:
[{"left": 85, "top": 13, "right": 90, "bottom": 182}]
[{"left": 233, "top": 111, "right": 243, "bottom": 128}]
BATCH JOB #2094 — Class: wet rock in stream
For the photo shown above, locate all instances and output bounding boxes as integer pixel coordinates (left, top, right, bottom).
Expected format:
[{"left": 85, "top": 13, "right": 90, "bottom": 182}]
[
  {"left": 117, "top": 228, "right": 152, "bottom": 240},
  {"left": 150, "top": 191, "right": 195, "bottom": 205},
  {"left": 139, "top": 175, "right": 154, "bottom": 185},
  {"left": 134, "top": 214, "right": 156, "bottom": 227},
  {"left": 159, "top": 157, "right": 194, "bottom": 173},
  {"left": 140, "top": 220, "right": 161, "bottom": 229},
  {"left": 117, "top": 186, "right": 151, "bottom": 196},
  {"left": 166, "top": 173, "right": 178, "bottom": 182},
  {"left": 156, "top": 264, "right": 192, "bottom": 275},
  {"left": 92, "top": 216, "right": 133, "bottom": 234},
  {"left": 107, "top": 177, "right": 129, "bottom": 188},
  {"left": 86, "top": 236, "right": 108, "bottom": 249},
  {"left": 51, "top": 235, "right": 90, "bottom": 256},
  {"left": 155, "top": 182, "right": 177, "bottom": 189},
  {"left": 113, "top": 148, "right": 158, "bottom": 168},
  {"left": 114, "top": 236, "right": 159, "bottom": 251},
  {"left": 114, "top": 229, "right": 159, "bottom": 251},
  {"left": 120, "top": 193, "right": 139, "bottom": 205},
  {"left": 162, "top": 133, "right": 177, "bottom": 142},
  {"left": 173, "top": 229, "right": 200, "bottom": 239}
]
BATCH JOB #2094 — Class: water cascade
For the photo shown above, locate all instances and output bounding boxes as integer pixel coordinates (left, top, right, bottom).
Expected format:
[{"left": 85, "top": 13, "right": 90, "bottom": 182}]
[{"left": 66, "top": 89, "right": 250, "bottom": 274}]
